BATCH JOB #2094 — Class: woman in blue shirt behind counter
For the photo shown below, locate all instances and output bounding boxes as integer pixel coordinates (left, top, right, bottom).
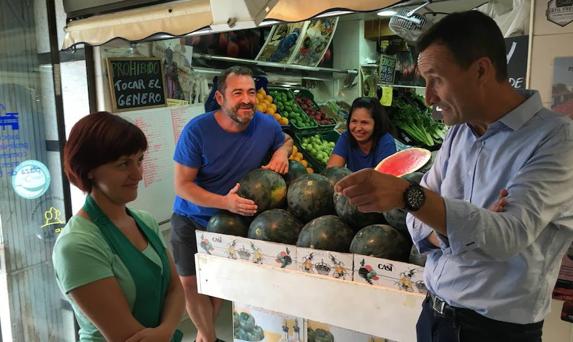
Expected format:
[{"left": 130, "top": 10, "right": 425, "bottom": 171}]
[{"left": 327, "top": 97, "right": 396, "bottom": 172}]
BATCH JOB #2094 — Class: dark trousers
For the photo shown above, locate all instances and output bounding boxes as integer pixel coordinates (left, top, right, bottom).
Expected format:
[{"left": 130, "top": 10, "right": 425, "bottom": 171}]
[{"left": 416, "top": 295, "right": 544, "bottom": 342}]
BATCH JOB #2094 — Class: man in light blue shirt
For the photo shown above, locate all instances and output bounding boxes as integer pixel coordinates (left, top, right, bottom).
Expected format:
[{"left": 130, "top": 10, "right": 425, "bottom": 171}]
[{"left": 335, "top": 11, "right": 573, "bottom": 342}]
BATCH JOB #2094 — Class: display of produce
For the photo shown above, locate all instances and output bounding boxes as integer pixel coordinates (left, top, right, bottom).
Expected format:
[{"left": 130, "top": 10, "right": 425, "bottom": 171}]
[
  {"left": 284, "top": 159, "right": 309, "bottom": 185},
  {"left": 319, "top": 100, "right": 349, "bottom": 132},
  {"left": 288, "top": 145, "right": 313, "bottom": 174},
  {"left": 287, "top": 174, "right": 334, "bottom": 223},
  {"left": 349, "top": 224, "right": 411, "bottom": 261},
  {"left": 334, "top": 192, "right": 386, "bottom": 232},
  {"left": 295, "top": 95, "right": 336, "bottom": 126},
  {"left": 268, "top": 89, "right": 316, "bottom": 130},
  {"left": 375, "top": 147, "right": 431, "bottom": 177},
  {"left": 206, "top": 211, "right": 249, "bottom": 237},
  {"left": 255, "top": 88, "right": 289, "bottom": 126},
  {"left": 248, "top": 209, "right": 303, "bottom": 245},
  {"left": 387, "top": 92, "right": 447, "bottom": 148},
  {"left": 296, "top": 215, "right": 354, "bottom": 252},
  {"left": 321, "top": 166, "right": 351, "bottom": 188},
  {"left": 299, "top": 134, "right": 336, "bottom": 166}
]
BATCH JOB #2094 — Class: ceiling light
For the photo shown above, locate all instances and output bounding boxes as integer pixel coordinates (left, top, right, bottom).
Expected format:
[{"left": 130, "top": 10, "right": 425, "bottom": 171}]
[
  {"left": 316, "top": 10, "right": 353, "bottom": 18},
  {"left": 377, "top": 9, "right": 397, "bottom": 17}
]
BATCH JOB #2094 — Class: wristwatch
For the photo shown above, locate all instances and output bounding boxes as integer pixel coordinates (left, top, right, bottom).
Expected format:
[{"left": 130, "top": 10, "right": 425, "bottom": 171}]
[{"left": 403, "top": 181, "right": 426, "bottom": 212}]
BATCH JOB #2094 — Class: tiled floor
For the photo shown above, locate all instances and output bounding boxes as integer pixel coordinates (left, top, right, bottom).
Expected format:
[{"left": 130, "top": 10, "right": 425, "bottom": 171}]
[{"left": 179, "top": 300, "right": 233, "bottom": 342}]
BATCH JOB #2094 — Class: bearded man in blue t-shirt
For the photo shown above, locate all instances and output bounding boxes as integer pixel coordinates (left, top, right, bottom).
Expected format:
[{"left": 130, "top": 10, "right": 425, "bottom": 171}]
[{"left": 171, "top": 66, "right": 292, "bottom": 342}]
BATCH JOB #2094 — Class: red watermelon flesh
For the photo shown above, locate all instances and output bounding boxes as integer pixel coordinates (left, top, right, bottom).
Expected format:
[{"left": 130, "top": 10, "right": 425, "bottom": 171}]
[{"left": 375, "top": 148, "right": 431, "bottom": 177}]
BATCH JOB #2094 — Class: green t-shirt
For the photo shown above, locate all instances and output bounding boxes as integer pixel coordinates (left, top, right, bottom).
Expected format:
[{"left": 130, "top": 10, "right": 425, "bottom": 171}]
[{"left": 52, "top": 209, "right": 166, "bottom": 341}]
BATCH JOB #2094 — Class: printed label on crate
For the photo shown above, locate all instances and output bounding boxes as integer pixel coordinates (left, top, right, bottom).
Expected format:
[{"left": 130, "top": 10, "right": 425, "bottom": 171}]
[
  {"left": 306, "top": 320, "right": 387, "bottom": 342},
  {"left": 353, "top": 255, "right": 426, "bottom": 294},
  {"left": 233, "top": 302, "right": 305, "bottom": 342},
  {"left": 196, "top": 231, "right": 297, "bottom": 270},
  {"left": 297, "top": 248, "right": 353, "bottom": 280}
]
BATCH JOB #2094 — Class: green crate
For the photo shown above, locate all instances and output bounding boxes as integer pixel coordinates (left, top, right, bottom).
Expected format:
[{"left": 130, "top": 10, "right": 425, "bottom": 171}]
[
  {"left": 294, "top": 129, "right": 340, "bottom": 173},
  {"left": 292, "top": 89, "right": 337, "bottom": 131},
  {"left": 268, "top": 87, "right": 317, "bottom": 132}
]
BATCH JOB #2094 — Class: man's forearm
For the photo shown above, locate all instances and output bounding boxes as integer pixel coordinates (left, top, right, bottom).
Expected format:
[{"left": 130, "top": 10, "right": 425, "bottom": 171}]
[{"left": 175, "top": 181, "right": 227, "bottom": 210}]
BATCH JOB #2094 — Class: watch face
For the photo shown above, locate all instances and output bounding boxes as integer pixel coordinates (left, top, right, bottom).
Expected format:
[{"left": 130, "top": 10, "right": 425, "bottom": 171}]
[{"left": 406, "top": 184, "right": 425, "bottom": 211}]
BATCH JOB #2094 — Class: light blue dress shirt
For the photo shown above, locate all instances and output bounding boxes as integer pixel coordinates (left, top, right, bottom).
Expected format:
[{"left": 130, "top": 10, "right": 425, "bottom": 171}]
[{"left": 407, "top": 90, "right": 573, "bottom": 324}]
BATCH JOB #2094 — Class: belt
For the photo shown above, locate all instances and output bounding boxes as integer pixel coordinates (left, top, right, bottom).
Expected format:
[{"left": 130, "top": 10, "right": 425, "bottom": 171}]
[{"left": 427, "top": 292, "right": 456, "bottom": 317}]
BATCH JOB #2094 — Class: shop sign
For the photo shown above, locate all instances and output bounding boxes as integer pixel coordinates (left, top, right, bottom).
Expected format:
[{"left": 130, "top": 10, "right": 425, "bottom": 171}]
[
  {"left": 107, "top": 57, "right": 167, "bottom": 112},
  {"left": 379, "top": 54, "right": 397, "bottom": 85},
  {"left": 11, "top": 160, "right": 51, "bottom": 199},
  {"left": 547, "top": 0, "right": 573, "bottom": 27},
  {"left": 505, "top": 35, "right": 528, "bottom": 89}
]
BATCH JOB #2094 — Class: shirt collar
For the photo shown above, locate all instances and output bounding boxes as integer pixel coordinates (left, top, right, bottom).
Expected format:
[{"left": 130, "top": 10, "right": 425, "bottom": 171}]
[{"left": 498, "top": 90, "right": 543, "bottom": 131}]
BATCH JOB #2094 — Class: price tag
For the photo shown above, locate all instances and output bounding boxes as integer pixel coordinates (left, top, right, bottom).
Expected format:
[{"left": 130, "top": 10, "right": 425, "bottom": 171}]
[{"left": 380, "top": 86, "right": 393, "bottom": 106}]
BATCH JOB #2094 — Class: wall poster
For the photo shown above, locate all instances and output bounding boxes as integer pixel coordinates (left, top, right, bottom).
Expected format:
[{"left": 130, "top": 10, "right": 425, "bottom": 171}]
[{"left": 551, "top": 56, "right": 573, "bottom": 119}]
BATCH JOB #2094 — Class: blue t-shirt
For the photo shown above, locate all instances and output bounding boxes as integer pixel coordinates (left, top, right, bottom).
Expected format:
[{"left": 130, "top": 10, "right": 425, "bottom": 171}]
[
  {"left": 173, "top": 111, "right": 284, "bottom": 227},
  {"left": 332, "top": 131, "right": 396, "bottom": 172}
]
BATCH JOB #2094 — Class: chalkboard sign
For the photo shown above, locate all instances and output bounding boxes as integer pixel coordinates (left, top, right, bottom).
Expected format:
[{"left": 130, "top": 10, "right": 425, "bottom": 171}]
[
  {"left": 505, "top": 35, "right": 528, "bottom": 89},
  {"left": 107, "top": 57, "right": 167, "bottom": 112},
  {"left": 379, "top": 54, "right": 397, "bottom": 85}
]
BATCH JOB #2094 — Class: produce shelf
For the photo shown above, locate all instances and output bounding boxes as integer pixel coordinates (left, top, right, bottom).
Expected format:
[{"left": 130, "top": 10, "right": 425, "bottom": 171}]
[{"left": 196, "top": 253, "right": 423, "bottom": 342}]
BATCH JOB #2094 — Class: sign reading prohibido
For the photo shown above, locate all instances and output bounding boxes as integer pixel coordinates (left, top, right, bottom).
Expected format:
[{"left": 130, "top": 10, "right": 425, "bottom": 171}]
[{"left": 107, "top": 57, "right": 167, "bottom": 112}]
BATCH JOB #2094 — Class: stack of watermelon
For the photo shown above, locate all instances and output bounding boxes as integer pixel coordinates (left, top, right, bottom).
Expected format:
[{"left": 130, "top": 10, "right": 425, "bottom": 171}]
[{"left": 206, "top": 148, "right": 433, "bottom": 265}]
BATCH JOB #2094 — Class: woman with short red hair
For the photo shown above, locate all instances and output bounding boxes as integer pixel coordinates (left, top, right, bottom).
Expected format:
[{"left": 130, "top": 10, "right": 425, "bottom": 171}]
[{"left": 53, "top": 111, "right": 184, "bottom": 341}]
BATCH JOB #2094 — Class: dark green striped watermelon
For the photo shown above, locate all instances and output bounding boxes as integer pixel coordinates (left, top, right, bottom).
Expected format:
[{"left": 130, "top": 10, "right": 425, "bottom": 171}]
[
  {"left": 409, "top": 244, "right": 427, "bottom": 266},
  {"left": 206, "top": 211, "right": 249, "bottom": 237},
  {"left": 382, "top": 172, "right": 425, "bottom": 239},
  {"left": 248, "top": 209, "right": 302, "bottom": 244},
  {"left": 238, "top": 169, "right": 272, "bottom": 214},
  {"left": 334, "top": 192, "right": 386, "bottom": 231},
  {"left": 403, "top": 171, "right": 424, "bottom": 184},
  {"left": 284, "top": 160, "right": 308, "bottom": 185},
  {"left": 350, "top": 224, "right": 411, "bottom": 261},
  {"left": 321, "top": 166, "right": 352, "bottom": 187},
  {"left": 265, "top": 170, "right": 287, "bottom": 209},
  {"left": 287, "top": 174, "right": 334, "bottom": 223},
  {"left": 296, "top": 215, "right": 353, "bottom": 252}
]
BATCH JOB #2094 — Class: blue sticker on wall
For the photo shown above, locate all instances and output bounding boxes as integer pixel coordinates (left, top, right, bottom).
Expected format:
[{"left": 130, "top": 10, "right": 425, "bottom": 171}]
[{"left": 11, "top": 160, "right": 51, "bottom": 199}]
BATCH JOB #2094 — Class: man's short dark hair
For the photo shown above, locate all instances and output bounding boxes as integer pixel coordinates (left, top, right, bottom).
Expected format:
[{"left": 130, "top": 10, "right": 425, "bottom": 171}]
[
  {"left": 217, "top": 66, "right": 253, "bottom": 93},
  {"left": 417, "top": 11, "right": 508, "bottom": 81}
]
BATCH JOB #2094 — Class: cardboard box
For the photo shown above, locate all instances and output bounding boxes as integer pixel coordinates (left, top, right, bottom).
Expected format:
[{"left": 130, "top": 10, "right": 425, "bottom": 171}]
[
  {"left": 233, "top": 302, "right": 305, "bottom": 342},
  {"left": 196, "top": 231, "right": 297, "bottom": 270},
  {"left": 353, "top": 255, "right": 426, "bottom": 294},
  {"left": 297, "top": 247, "right": 353, "bottom": 281}
]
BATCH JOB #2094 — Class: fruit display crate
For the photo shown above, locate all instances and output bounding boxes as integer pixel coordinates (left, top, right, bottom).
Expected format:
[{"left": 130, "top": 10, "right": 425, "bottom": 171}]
[
  {"left": 268, "top": 87, "right": 317, "bottom": 132},
  {"left": 292, "top": 88, "right": 337, "bottom": 131},
  {"left": 294, "top": 130, "right": 340, "bottom": 174},
  {"left": 195, "top": 230, "right": 425, "bottom": 342}
]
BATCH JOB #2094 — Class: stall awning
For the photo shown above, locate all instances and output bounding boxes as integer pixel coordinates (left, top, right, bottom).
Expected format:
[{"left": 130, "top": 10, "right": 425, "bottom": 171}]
[
  {"left": 266, "top": 0, "right": 401, "bottom": 22},
  {"left": 62, "top": 0, "right": 213, "bottom": 49},
  {"left": 62, "top": 0, "right": 401, "bottom": 49}
]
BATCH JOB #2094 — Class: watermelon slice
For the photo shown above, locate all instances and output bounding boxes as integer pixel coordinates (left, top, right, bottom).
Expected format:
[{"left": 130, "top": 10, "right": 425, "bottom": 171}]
[{"left": 375, "top": 147, "right": 431, "bottom": 177}]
